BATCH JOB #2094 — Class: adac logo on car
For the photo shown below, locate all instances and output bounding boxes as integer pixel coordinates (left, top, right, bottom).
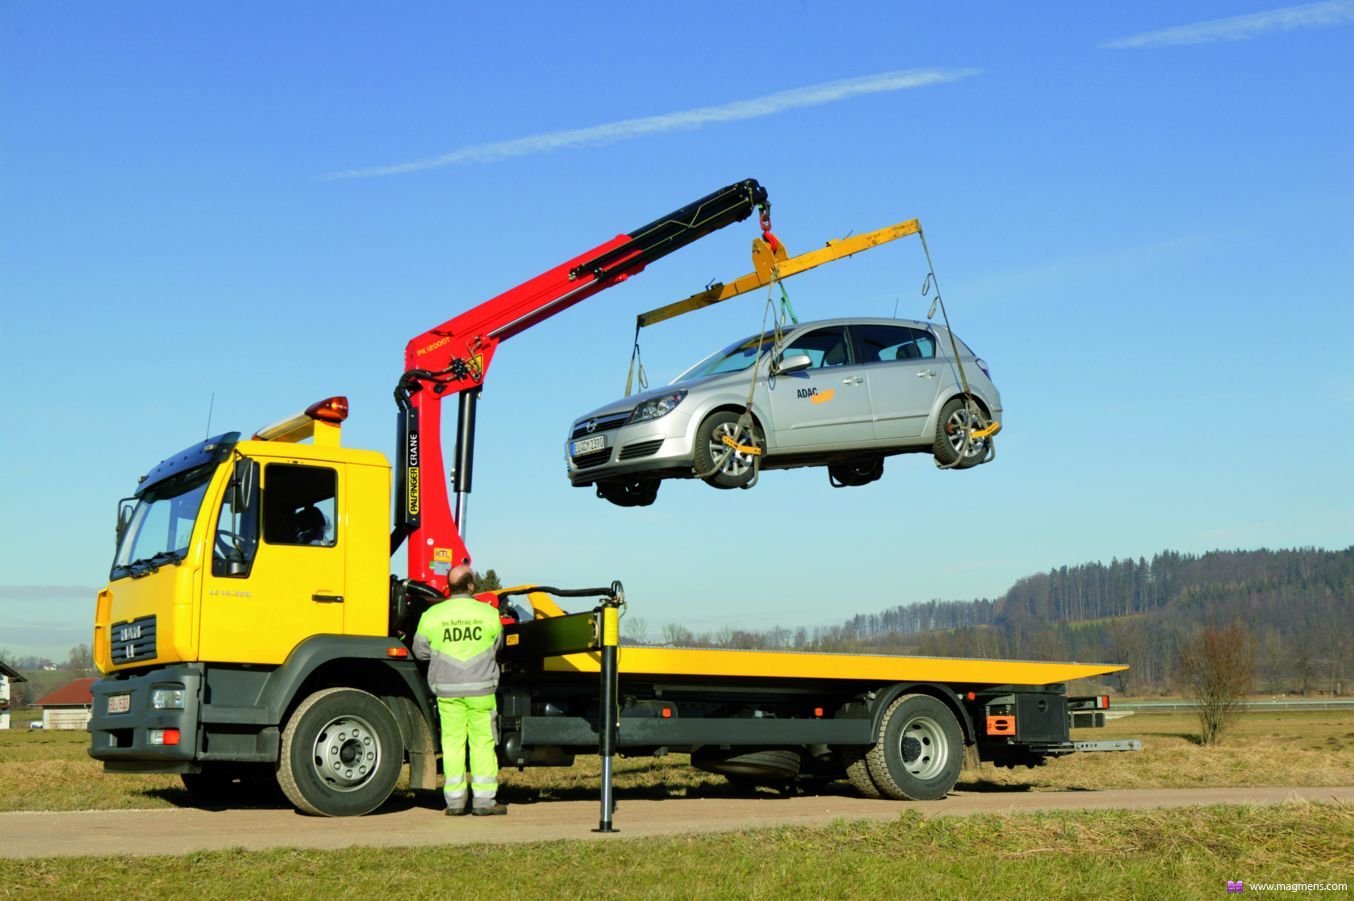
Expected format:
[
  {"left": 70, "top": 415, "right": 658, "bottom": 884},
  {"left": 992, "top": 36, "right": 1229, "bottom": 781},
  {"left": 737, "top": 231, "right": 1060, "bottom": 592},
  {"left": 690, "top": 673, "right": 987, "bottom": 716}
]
[{"left": 797, "top": 387, "right": 835, "bottom": 404}]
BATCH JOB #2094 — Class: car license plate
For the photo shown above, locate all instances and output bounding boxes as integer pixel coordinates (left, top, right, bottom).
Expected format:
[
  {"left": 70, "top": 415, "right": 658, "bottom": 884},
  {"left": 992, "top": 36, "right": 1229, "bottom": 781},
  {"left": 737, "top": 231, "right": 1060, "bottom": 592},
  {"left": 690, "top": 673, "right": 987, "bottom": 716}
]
[
  {"left": 107, "top": 694, "right": 131, "bottom": 714},
  {"left": 571, "top": 435, "right": 607, "bottom": 456}
]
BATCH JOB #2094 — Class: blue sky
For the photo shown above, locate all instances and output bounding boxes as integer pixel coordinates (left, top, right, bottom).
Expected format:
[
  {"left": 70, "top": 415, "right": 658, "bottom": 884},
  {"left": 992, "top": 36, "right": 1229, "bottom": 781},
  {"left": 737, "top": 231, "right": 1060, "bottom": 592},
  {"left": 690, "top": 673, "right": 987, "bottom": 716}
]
[{"left": 2, "top": 2, "right": 1351, "bottom": 658}]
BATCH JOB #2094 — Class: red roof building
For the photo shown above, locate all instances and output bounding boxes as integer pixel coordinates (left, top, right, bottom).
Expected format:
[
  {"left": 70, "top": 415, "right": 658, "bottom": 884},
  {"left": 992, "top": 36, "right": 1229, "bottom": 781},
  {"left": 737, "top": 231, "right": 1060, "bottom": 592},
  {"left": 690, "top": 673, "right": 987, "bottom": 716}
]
[{"left": 34, "top": 677, "right": 98, "bottom": 730}]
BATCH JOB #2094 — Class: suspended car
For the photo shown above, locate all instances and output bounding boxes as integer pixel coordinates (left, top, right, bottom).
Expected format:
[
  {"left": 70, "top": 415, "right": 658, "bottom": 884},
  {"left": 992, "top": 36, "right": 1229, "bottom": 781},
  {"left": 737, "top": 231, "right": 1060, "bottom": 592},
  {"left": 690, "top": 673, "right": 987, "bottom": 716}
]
[{"left": 565, "top": 317, "right": 1001, "bottom": 506}]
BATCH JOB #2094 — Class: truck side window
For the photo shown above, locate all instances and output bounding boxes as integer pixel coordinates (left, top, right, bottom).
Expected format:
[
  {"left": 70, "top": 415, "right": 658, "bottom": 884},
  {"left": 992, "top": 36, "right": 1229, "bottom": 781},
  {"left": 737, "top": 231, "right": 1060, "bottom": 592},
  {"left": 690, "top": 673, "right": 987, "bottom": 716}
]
[
  {"left": 263, "top": 464, "right": 338, "bottom": 547},
  {"left": 213, "top": 460, "right": 260, "bottom": 578}
]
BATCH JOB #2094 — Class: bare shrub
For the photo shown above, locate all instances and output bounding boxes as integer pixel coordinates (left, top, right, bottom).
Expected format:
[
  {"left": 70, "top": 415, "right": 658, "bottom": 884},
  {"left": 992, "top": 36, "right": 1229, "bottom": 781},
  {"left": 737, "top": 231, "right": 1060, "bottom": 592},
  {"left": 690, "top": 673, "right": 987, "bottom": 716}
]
[{"left": 1177, "top": 623, "right": 1255, "bottom": 745}]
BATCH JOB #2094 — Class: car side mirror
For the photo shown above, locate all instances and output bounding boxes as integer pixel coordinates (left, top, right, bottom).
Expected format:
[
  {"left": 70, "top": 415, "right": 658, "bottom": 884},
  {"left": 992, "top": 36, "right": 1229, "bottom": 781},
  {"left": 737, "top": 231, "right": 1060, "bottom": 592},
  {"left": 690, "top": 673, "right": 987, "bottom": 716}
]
[{"left": 775, "top": 353, "right": 813, "bottom": 375}]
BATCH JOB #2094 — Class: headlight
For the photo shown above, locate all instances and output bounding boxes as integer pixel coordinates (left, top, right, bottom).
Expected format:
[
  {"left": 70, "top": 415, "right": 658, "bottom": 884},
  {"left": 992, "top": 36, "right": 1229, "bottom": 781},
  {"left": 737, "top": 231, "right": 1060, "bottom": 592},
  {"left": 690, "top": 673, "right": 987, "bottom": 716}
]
[
  {"left": 628, "top": 390, "right": 687, "bottom": 424},
  {"left": 151, "top": 688, "right": 185, "bottom": 710}
]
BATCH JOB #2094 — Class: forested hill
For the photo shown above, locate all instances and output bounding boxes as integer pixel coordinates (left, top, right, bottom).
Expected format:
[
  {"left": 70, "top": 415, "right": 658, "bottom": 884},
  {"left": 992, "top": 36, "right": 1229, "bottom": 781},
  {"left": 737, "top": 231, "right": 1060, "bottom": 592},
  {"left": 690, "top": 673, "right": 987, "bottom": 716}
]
[{"left": 827, "top": 546, "right": 1353, "bottom": 694}]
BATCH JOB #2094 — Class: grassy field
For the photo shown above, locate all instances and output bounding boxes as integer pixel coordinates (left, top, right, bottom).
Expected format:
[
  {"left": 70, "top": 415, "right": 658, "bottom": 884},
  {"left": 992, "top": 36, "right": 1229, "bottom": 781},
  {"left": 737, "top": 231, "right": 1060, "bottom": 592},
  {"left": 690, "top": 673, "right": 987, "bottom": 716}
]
[
  {"left": 2, "top": 708, "right": 1351, "bottom": 812},
  {"left": 2, "top": 803, "right": 1350, "bottom": 899}
]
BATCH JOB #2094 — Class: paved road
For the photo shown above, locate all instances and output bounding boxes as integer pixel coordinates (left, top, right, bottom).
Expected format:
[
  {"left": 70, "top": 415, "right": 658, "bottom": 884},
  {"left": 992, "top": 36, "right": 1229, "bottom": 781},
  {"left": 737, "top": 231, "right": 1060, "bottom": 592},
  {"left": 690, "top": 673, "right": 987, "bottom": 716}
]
[{"left": 4, "top": 786, "right": 1351, "bottom": 859}]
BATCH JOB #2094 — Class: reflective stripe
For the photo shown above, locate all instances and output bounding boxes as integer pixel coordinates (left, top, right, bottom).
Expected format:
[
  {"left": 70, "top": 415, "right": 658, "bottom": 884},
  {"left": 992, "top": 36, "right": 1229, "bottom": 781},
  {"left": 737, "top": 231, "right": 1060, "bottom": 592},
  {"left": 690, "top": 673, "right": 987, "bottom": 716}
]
[
  {"left": 432, "top": 679, "right": 496, "bottom": 697},
  {"left": 470, "top": 774, "right": 497, "bottom": 784},
  {"left": 471, "top": 787, "right": 496, "bottom": 799}
]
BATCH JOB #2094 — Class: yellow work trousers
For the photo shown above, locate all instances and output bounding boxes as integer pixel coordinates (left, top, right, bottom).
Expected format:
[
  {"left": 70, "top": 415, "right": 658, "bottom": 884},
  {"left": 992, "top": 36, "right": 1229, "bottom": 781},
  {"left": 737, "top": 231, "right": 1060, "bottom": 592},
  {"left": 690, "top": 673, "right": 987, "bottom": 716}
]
[{"left": 437, "top": 694, "right": 499, "bottom": 811}]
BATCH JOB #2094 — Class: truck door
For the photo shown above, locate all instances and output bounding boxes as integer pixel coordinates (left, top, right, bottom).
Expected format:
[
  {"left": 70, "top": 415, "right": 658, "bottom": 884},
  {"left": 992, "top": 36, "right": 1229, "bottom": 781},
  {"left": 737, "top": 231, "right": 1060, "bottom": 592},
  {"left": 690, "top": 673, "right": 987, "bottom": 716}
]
[
  {"left": 765, "top": 325, "right": 874, "bottom": 450},
  {"left": 851, "top": 323, "right": 945, "bottom": 440},
  {"left": 199, "top": 459, "right": 347, "bottom": 664}
]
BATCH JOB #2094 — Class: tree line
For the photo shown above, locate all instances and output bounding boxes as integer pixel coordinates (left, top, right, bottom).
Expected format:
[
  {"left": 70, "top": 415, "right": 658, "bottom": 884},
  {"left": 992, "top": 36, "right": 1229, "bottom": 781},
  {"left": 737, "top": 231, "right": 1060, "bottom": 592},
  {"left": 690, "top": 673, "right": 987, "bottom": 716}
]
[{"left": 636, "top": 546, "right": 1352, "bottom": 696}]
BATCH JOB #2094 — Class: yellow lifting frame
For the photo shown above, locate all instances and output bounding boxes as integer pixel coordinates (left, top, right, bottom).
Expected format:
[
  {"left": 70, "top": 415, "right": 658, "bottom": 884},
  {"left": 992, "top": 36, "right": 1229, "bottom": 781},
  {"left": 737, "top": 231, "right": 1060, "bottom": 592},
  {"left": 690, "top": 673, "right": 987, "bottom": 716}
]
[{"left": 635, "top": 218, "right": 923, "bottom": 330}]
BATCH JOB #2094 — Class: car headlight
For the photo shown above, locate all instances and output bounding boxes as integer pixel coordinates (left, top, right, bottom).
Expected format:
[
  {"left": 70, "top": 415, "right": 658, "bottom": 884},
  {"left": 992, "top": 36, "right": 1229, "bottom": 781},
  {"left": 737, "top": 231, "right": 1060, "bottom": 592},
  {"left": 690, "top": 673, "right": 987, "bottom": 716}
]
[
  {"left": 151, "top": 688, "right": 185, "bottom": 710},
  {"left": 628, "top": 390, "right": 687, "bottom": 424}
]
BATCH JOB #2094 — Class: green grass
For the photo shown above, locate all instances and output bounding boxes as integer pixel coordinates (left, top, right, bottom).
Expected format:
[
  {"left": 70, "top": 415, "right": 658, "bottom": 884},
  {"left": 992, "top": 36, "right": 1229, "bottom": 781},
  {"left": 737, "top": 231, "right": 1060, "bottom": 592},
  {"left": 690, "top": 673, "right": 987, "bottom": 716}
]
[
  {"left": 3, "top": 803, "right": 1350, "bottom": 899},
  {"left": 3, "top": 709, "right": 1353, "bottom": 813}
]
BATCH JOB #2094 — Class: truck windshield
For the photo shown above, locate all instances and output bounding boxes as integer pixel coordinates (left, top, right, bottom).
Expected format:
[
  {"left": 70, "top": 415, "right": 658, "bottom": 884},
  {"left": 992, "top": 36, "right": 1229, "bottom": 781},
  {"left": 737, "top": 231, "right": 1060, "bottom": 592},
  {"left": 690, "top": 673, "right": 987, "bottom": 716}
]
[
  {"left": 111, "top": 465, "right": 216, "bottom": 579},
  {"left": 670, "top": 331, "right": 774, "bottom": 383}
]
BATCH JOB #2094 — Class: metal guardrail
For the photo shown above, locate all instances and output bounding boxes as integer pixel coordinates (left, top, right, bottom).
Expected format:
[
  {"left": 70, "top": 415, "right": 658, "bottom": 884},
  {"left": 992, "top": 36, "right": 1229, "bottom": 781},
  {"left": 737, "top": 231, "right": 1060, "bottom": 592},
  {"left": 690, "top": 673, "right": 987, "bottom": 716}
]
[{"left": 1115, "top": 699, "right": 1354, "bottom": 712}]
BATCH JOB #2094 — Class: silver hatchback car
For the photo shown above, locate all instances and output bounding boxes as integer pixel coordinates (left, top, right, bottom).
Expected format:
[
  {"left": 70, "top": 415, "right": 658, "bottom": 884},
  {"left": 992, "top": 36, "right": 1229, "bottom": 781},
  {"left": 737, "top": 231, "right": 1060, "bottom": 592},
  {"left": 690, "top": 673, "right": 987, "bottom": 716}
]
[{"left": 566, "top": 317, "right": 1002, "bottom": 506}]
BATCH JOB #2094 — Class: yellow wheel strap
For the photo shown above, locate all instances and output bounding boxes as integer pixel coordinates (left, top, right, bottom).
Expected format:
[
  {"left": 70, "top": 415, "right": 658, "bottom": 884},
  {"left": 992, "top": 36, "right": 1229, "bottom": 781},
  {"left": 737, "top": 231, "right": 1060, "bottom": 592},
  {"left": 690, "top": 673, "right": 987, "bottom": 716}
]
[
  {"left": 721, "top": 434, "right": 763, "bottom": 456},
  {"left": 969, "top": 421, "right": 1002, "bottom": 440}
]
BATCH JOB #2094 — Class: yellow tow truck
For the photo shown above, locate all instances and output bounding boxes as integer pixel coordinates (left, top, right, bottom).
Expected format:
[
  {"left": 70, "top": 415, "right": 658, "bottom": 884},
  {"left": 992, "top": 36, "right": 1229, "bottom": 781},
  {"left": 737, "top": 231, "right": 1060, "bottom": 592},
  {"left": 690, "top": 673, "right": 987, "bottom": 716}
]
[{"left": 88, "top": 181, "right": 1133, "bottom": 818}]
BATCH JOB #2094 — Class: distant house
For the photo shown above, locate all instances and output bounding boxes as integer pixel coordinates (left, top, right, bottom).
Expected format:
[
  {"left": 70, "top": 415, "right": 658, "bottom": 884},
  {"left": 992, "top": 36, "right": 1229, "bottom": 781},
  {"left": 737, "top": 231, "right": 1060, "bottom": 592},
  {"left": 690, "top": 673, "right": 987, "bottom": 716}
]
[
  {"left": 0, "top": 661, "right": 27, "bottom": 730},
  {"left": 34, "top": 677, "right": 98, "bottom": 731}
]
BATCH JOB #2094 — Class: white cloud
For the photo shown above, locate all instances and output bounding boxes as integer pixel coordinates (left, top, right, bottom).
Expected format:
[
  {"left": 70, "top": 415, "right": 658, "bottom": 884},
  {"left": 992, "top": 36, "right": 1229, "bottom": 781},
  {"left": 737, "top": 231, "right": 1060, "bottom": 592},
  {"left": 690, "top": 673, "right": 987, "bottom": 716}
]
[
  {"left": 1104, "top": 0, "right": 1354, "bottom": 49},
  {"left": 324, "top": 68, "right": 980, "bottom": 179}
]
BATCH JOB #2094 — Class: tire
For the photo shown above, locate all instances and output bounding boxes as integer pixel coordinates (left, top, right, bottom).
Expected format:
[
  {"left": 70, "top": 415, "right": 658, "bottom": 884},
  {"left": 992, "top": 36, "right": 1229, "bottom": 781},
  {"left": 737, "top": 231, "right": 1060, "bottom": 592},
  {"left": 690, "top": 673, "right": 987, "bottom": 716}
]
[
  {"left": 864, "top": 694, "right": 964, "bottom": 801},
  {"left": 841, "top": 747, "right": 884, "bottom": 799},
  {"left": 828, "top": 458, "right": 884, "bottom": 488},
  {"left": 596, "top": 479, "right": 660, "bottom": 507},
  {"left": 933, "top": 398, "right": 989, "bottom": 469},
  {"left": 277, "top": 687, "right": 404, "bottom": 817},
  {"left": 692, "top": 412, "right": 762, "bottom": 489},
  {"left": 691, "top": 747, "right": 801, "bottom": 781}
]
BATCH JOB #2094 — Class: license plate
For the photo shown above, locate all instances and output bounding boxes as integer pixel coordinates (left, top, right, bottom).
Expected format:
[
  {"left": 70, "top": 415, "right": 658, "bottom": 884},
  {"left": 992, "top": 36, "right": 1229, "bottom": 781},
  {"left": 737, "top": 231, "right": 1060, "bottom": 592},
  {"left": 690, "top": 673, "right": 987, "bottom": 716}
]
[
  {"left": 107, "top": 694, "right": 131, "bottom": 714},
  {"left": 571, "top": 435, "right": 607, "bottom": 456}
]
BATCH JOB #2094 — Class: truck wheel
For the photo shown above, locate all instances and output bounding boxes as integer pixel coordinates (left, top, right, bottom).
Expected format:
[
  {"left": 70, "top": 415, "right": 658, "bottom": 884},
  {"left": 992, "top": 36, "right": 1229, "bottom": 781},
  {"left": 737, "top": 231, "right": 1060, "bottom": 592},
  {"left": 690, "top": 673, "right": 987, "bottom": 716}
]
[
  {"left": 865, "top": 694, "right": 963, "bottom": 801},
  {"left": 693, "top": 412, "right": 761, "bottom": 489},
  {"left": 841, "top": 747, "right": 884, "bottom": 799},
  {"left": 277, "top": 687, "right": 404, "bottom": 817}
]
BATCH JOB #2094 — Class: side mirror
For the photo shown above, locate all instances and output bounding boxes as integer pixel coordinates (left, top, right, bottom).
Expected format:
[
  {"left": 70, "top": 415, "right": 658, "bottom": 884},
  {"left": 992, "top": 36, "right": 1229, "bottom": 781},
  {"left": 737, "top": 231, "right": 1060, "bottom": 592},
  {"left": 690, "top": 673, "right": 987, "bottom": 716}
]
[
  {"left": 230, "top": 459, "right": 257, "bottom": 512},
  {"left": 115, "top": 500, "right": 135, "bottom": 549},
  {"left": 775, "top": 353, "right": 813, "bottom": 375}
]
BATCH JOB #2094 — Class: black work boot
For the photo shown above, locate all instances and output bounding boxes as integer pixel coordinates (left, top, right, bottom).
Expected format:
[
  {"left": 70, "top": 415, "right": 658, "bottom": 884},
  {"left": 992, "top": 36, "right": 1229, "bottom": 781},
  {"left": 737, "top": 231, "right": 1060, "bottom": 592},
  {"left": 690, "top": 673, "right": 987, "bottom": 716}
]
[{"left": 471, "top": 803, "right": 508, "bottom": 816}]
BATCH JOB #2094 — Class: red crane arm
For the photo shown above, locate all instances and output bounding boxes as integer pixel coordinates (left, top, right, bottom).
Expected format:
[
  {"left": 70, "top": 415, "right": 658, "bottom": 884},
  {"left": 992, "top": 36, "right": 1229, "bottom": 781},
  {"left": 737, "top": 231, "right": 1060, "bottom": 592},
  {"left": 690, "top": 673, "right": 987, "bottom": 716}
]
[{"left": 393, "top": 179, "right": 769, "bottom": 595}]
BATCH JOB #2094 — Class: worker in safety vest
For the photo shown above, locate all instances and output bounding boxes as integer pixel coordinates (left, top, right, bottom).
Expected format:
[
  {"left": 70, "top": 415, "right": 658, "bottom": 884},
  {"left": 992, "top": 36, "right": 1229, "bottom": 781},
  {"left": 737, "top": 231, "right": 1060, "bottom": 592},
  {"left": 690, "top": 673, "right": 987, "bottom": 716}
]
[{"left": 412, "top": 566, "right": 507, "bottom": 816}]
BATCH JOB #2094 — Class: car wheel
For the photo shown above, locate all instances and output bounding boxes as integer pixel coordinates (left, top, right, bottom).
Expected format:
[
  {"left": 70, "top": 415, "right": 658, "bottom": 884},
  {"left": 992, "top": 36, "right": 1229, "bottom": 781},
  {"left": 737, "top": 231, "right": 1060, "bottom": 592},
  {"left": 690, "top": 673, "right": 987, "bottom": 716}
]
[
  {"left": 828, "top": 458, "right": 884, "bottom": 488},
  {"left": 693, "top": 411, "right": 762, "bottom": 489},
  {"left": 864, "top": 694, "right": 964, "bottom": 801},
  {"left": 933, "top": 398, "right": 988, "bottom": 469},
  {"left": 596, "top": 479, "right": 660, "bottom": 507},
  {"left": 277, "top": 687, "right": 404, "bottom": 817}
]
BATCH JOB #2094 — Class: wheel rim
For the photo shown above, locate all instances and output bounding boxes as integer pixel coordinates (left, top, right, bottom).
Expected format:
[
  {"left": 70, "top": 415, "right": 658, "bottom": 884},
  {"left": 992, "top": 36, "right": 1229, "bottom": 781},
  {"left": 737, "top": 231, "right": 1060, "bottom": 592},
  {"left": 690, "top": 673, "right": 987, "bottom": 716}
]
[
  {"left": 310, "top": 714, "right": 382, "bottom": 792},
  {"left": 708, "top": 422, "right": 755, "bottom": 477},
  {"left": 945, "top": 408, "right": 985, "bottom": 459},
  {"left": 898, "top": 715, "right": 949, "bottom": 780}
]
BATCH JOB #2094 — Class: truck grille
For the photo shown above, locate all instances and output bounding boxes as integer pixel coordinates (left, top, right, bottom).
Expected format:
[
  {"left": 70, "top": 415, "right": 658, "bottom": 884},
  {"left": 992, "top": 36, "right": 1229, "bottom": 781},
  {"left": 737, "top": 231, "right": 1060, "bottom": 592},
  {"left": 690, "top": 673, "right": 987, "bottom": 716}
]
[
  {"left": 570, "top": 412, "right": 631, "bottom": 439},
  {"left": 618, "top": 439, "right": 664, "bottom": 460},
  {"left": 110, "top": 614, "right": 157, "bottom": 665}
]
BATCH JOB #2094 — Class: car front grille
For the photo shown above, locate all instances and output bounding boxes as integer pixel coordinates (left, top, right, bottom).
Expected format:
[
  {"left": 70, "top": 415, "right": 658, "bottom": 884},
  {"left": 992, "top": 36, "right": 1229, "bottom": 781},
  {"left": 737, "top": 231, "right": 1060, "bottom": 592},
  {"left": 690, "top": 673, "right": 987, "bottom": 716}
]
[
  {"left": 570, "top": 412, "right": 631, "bottom": 439},
  {"left": 618, "top": 439, "right": 664, "bottom": 460},
  {"left": 572, "top": 449, "right": 612, "bottom": 469}
]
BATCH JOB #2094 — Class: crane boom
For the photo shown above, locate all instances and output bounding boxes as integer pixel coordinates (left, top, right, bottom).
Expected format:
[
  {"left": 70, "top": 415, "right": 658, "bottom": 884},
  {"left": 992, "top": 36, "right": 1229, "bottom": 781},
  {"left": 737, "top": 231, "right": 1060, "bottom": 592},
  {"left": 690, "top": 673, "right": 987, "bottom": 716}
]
[{"left": 393, "top": 179, "right": 770, "bottom": 594}]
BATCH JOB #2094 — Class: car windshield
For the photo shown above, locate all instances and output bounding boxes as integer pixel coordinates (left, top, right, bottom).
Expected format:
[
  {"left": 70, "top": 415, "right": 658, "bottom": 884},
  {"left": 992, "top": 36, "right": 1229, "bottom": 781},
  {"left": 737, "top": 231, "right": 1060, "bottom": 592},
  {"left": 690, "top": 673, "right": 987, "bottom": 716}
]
[
  {"left": 111, "top": 464, "right": 216, "bottom": 578},
  {"left": 670, "top": 331, "right": 775, "bottom": 384}
]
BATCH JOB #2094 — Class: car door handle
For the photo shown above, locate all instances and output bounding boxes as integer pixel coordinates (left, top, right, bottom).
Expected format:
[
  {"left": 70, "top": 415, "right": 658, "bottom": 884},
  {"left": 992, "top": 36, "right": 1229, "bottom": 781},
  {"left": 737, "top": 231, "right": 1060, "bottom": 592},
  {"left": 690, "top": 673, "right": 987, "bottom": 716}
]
[
  {"left": 916, "top": 369, "right": 936, "bottom": 379},
  {"left": 312, "top": 593, "right": 345, "bottom": 603},
  {"left": 842, "top": 376, "right": 864, "bottom": 385}
]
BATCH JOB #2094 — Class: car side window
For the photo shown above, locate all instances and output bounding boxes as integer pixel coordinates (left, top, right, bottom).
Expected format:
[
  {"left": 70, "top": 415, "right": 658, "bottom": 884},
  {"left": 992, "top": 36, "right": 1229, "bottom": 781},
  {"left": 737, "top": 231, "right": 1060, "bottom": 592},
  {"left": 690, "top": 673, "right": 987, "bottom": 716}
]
[
  {"left": 262, "top": 464, "right": 338, "bottom": 547},
  {"left": 780, "top": 326, "right": 852, "bottom": 369},
  {"left": 853, "top": 324, "right": 937, "bottom": 363}
]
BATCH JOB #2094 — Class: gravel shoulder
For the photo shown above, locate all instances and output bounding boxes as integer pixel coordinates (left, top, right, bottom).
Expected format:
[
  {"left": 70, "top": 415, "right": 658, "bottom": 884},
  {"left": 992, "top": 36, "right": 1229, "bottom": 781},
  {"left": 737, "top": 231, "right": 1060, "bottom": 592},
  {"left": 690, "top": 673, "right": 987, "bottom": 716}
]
[{"left": 4, "top": 786, "right": 1352, "bottom": 860}]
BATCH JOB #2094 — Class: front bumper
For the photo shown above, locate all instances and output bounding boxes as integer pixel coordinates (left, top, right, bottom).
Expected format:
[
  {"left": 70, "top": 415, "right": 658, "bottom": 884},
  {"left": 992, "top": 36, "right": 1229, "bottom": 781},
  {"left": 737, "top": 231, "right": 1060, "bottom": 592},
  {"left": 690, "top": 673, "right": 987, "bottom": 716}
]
[
  {"left": 566, "top": 413, "right": 696, "bottom": 486},
  {"left": 88, "top": 665, "right": 203, "bottom": 773}
]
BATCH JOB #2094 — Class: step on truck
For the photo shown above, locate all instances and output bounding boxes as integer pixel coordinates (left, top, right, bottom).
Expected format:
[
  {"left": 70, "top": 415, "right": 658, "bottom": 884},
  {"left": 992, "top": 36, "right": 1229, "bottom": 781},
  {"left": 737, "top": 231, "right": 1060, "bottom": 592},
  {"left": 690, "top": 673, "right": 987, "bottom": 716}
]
[{"left": 88, "top": 180, "right": 1133, "bottom": 817}]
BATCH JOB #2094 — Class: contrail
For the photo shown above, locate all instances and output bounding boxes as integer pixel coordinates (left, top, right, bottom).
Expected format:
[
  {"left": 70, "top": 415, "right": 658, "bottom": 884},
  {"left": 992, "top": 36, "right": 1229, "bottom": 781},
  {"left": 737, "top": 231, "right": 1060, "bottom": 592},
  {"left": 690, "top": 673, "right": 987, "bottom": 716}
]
[
  {"left": 1103, "top": 0, "right": 1354, "bottom": 49},
  {"left": 324, "top": 68, "right": 980, "bottom": 179}
]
